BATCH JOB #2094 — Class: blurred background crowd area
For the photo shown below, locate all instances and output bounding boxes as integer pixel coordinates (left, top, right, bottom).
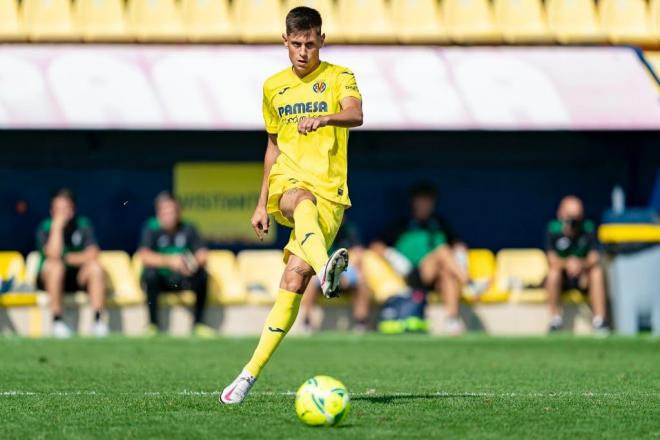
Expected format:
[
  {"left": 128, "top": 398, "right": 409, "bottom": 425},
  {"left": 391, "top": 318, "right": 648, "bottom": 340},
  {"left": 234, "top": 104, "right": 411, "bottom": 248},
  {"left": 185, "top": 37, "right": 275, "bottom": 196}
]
[
  {"left": 0, "top": 0, "right": 659, "bottom": 337},
  {"left": 1, "top": 157, "right": 658, "bottom": 338}
]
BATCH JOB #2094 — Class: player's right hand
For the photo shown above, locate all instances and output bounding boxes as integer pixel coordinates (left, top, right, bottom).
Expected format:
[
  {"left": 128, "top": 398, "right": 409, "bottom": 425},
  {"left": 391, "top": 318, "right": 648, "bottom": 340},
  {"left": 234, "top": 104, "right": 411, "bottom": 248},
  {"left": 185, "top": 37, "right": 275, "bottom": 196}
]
[
  {"left": 51, "top": 213, "right": 69, "bottom": 230},
  {"left": 168, "top": 255, "right": 193, "bottom": 276},
  {"left": 251, "top": 207, "right": 270, "bottom": 241}
]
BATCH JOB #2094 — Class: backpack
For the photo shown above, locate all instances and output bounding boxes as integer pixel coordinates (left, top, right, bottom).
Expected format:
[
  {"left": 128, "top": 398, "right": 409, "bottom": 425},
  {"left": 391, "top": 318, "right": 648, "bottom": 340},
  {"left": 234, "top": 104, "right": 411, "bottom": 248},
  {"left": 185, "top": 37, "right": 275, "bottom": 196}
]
[{"left": 377, "top": 288, "right": 428, "bottom": 334}]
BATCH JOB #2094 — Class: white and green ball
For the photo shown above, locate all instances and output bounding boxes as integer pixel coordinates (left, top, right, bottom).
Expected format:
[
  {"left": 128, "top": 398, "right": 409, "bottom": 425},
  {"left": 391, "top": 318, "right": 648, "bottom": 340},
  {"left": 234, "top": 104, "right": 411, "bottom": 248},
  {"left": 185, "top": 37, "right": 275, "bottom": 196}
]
[{"left": 295, "top": 375, "right": 350, "bottom": 427}]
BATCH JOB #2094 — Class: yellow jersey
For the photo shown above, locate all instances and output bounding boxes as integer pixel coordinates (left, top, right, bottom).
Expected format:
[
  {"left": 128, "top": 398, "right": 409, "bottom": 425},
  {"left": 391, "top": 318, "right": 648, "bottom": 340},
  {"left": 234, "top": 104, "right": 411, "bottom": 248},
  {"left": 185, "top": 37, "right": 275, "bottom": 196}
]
[{"left": 262, "top": 61, "right": 362, "bottom": 207}]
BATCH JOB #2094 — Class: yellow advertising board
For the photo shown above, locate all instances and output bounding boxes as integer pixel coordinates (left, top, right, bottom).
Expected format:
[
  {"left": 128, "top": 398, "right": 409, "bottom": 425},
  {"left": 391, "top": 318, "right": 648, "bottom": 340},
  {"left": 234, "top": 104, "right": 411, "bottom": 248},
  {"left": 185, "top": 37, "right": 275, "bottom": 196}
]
[{"left": 174, "top": 163, "right": 275, "bottom": 244}]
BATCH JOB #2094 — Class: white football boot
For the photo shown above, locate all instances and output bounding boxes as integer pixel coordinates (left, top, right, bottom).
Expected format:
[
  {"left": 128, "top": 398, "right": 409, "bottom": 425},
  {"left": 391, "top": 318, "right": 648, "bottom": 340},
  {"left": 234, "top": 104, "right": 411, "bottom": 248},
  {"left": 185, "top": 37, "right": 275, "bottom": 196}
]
[
  {"left": 220, "top": 369, "right": 257, "bottom": 405},
  {"left": 319, "top": 248, "right": 349, "bottom": 299},
  {"left": 53, "top": 320, "right": 73, "bottom": 338}
]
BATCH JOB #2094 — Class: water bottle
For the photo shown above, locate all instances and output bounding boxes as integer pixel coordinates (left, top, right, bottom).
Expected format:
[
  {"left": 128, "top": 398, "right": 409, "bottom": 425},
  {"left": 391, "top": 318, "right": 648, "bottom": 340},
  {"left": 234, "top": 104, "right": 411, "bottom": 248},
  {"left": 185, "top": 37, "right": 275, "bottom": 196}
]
[{"left": 612, "top": 185, "right": 625, "bottom": 215}]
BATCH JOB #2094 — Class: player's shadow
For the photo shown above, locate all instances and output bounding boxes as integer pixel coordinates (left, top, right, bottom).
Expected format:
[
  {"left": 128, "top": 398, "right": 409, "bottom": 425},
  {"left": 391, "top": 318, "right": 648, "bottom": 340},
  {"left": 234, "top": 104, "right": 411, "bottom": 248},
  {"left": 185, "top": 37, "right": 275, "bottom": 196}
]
[{"left": 353, "top": 393, "right": 480, "bottom": 405}]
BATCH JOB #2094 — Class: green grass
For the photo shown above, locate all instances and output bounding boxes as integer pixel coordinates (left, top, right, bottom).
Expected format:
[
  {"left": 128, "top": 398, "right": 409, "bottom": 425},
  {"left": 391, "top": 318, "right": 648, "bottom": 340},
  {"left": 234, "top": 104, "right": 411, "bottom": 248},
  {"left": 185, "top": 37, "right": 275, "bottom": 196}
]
[{"left": 1, "top": 335, "right": 659, "bottom": 439}]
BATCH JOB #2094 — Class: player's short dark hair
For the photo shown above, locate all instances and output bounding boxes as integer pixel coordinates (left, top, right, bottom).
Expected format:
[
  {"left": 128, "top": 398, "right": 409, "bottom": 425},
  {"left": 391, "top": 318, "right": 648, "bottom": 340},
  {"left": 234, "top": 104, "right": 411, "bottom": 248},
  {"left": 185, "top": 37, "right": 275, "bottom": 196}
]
[
  {"left": 51, "top": 188, "right": 75, "bottom": 205},
  {"left": 285, "top": 6, "right": 322, "bottom": 35},
  {"left": 410, "top": 183, "right": 437, "bottom": 200},
  {"left": 154, "top": 191, "right": 178, "bottom": 210}
]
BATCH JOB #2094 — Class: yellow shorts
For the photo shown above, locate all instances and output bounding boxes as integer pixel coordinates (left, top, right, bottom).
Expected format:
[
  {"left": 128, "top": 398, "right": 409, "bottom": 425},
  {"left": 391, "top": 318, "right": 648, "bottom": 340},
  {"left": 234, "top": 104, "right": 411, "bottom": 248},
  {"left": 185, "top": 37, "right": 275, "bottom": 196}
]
[{"left": 267, "top": 173, "right": 345, "bottom": 265}]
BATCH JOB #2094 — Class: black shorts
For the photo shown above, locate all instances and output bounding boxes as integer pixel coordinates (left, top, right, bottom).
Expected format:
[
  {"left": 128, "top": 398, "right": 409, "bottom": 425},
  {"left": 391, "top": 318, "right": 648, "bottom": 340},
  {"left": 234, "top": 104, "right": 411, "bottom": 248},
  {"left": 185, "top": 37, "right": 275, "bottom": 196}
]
[
  {"left": 38, "top": 267, "right": 85, "bottom": 293},
  {"left": 561, "top": 271, "right": 588, "bottom": 293},
  {"left": 405, "top": 268, "right": 434, "bottom": 291}
]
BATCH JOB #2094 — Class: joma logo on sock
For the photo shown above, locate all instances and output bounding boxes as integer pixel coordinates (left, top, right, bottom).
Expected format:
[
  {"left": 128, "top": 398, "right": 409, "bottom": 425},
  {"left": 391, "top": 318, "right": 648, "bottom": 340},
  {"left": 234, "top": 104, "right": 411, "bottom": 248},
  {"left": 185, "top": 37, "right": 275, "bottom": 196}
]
[{"left": 268, "top": 327, "right": 286, "bottom": 333}]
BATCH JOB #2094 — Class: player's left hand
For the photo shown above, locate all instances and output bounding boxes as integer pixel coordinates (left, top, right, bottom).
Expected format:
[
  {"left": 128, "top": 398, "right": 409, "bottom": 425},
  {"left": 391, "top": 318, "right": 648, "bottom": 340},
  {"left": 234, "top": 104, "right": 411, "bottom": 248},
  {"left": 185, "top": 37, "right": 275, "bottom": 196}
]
[{"left": 298, "top": 116, "right": 327, "bottom": 135}]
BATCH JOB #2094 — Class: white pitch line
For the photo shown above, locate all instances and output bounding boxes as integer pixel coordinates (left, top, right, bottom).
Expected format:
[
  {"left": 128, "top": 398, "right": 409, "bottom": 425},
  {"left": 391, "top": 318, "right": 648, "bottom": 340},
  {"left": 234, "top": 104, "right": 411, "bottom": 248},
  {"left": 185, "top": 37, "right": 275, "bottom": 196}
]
[{"left": 1, "top": 390, "right": 655, "bottom": 398}]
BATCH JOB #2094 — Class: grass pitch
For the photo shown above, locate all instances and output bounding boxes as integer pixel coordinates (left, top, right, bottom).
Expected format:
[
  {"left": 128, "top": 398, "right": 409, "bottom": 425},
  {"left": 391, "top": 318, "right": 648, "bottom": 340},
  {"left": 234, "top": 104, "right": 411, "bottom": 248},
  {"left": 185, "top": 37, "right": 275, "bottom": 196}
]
[{"left": 1, "top": 334, "right": 659, "bottom": 439}]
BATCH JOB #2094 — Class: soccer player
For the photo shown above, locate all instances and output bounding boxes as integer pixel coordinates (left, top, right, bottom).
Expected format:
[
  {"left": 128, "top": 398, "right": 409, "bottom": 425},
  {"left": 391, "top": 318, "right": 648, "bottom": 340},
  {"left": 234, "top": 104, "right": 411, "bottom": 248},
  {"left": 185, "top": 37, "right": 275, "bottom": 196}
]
[
  {"left": 545, "top": 195, "right": 608, "bottom": 334},
  {"left": 137, "top": 192, "right": 214, "bottom": 337},
  {"left": 220, "top": 6, "right": 363, "bottom": 404},
  {"left": 36, "top": 189, "right": 108, "bottom": 338},
  {"left": 371, "top": 184, "right": 469, "bottom": 335}
]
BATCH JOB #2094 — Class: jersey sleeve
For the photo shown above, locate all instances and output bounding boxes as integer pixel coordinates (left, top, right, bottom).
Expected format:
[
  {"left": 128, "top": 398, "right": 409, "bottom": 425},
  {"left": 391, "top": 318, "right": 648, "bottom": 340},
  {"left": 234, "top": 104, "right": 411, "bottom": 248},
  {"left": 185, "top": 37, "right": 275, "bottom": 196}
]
[
  {"left": 36, "top": 224, "right": 48, "bottom": 252},
  {"left": 187, "top": 225, "right": 206, "bottom": 253},
  {"left": 336, "top": 68, "right": 362, "bottom": 103},
  {"left": 545, "top": 223, "right": 557, "bottom": 253},
  {"left": 262, "top": 84, "right": 279, "bottom": 134},
  {"left": 584, "top": 221, "right": 599, "bottom": 252},
  {"left": 80, "top": 223, "right": 98, "bottom": 249},
  {"left": 139, "top": 223, "right": 156, "bottom": 251}
]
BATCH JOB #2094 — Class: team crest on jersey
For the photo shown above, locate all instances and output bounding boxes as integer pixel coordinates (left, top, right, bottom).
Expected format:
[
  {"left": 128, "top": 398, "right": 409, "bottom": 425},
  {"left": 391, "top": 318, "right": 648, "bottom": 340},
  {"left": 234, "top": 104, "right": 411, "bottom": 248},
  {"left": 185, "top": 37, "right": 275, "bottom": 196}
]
[
  {"left": 72, "top": 231, "right": 83, "bottom": 247},
  {"left": 312, "top": 81, "right": 327, "bottom": 94}
]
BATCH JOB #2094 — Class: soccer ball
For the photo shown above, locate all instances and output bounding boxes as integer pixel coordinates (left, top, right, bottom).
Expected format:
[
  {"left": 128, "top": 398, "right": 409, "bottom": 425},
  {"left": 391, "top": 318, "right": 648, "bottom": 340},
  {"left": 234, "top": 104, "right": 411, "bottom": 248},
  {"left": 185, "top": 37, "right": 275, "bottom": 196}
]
[{"left": 295, "top": 375, "right": 350, "bottom": 427}]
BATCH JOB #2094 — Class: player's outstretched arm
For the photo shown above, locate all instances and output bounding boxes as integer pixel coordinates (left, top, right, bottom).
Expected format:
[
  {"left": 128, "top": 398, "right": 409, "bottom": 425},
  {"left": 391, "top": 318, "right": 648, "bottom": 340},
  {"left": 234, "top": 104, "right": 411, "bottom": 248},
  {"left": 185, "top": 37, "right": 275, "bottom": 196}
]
[
  {"left": 298, "top": 97, "right": 363, "bottom": 135},
  {"left": 252, "top": 134, "right": 280, "bottom": 241}
]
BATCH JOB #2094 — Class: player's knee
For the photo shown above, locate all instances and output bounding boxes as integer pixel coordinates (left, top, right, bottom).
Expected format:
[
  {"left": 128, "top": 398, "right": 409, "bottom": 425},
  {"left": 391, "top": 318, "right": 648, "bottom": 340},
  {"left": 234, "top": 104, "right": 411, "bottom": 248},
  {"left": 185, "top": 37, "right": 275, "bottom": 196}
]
[
  {"left": 439, "top": 261, "right": 453, "bottom": 277},
  {"left": 433, "top": 246, "right": 451, "bottom": 267},
  {"left": 86, "top": 261, "right": 104, "bottom": 278},
  {"left": 282, "top": 279, "right": 306, "bottom": 294},
  {"left": 437, "top": 261, "right": 456, "bottom": 282},
  {"left": 297, "top": 192, "right": 316, "bottom": 207},
  {"left": 588, "top": 265, "right": 603, "bottom": 280},
  {"left": 281, "top": 191, "right": 316, "bottom": 220},
  {"left": 43, "top": 258, "right": 65, "bottom": 277},
  {"left": 280, "top": 273, "right": 309, "bottom": 294},
  {"left": 589, "top": 264, "right": 603, "bottom": 275},
  {"left": 286, "top": 187, "right": 315, "bottom": 205},
  {"left": 546, "top": 266, "right": 562, "bottom": 281}
]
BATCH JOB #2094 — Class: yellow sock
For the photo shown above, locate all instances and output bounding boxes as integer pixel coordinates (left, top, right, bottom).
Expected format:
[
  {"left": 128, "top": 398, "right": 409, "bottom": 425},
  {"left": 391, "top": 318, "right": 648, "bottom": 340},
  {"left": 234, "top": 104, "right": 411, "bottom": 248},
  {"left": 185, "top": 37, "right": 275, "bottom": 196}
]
[
  {"left": 293, "top": 199, "right": 328, "bottom": 275},
  {"left": 244, "top": 289, "right": 302, "bottom": 377}
]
